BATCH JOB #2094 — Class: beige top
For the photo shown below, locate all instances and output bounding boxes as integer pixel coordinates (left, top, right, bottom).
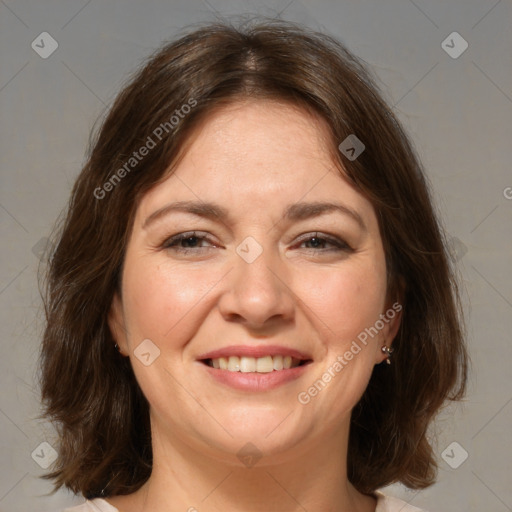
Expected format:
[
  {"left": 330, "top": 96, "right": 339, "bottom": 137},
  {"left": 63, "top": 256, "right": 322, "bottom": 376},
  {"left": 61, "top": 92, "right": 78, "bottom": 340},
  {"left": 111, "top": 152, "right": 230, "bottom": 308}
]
[{"left": 63, "top": 492, "right": 427, "bottom": 511}]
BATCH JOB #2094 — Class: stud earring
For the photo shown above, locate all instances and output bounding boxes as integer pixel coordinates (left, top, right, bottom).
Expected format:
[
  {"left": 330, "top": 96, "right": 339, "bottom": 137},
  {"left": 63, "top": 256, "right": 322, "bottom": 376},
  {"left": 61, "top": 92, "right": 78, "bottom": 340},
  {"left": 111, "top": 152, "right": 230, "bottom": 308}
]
[{"left": 381, "top": 345, "right": 394, "bottom": 365}]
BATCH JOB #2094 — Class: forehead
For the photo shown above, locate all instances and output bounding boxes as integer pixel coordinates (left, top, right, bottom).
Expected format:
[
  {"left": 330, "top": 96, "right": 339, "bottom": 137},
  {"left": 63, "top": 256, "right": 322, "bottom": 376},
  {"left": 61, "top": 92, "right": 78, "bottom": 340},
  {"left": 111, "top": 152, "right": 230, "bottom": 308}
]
[
  {"left": 174, "top": 99, "right": 335, "bottom": 171},
  {"left": 135, "top": 100, "right": 373, "bottom": 223},
  {"left": 191, "top": 98, "right": 334, "bottom": 148}
]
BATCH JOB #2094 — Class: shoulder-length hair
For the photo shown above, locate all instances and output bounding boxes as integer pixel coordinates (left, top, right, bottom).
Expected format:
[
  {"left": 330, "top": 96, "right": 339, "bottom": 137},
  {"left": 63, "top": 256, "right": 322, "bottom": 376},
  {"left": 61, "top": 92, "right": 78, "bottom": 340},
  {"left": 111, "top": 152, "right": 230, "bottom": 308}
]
[{"left": 39, "top": 17, "right": 468, "bottom": 498}]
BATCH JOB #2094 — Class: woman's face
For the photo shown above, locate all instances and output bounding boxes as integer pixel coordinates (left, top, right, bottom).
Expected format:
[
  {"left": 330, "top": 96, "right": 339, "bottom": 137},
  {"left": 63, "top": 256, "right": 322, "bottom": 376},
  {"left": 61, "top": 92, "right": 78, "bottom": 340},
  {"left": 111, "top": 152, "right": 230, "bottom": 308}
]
[{"left": 110, "top": 100, "right": 400, "bottom": 464}]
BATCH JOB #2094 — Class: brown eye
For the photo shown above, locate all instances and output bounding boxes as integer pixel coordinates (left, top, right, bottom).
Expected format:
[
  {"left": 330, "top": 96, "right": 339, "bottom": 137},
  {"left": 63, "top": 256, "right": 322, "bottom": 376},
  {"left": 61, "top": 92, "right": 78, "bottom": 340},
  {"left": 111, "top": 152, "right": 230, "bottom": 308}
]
[
  {"left": 296, "top": 233, "right": 353, "bottom": 252},
  {"left": 162, "top": 231, "right": 215, "bottom": 253}
]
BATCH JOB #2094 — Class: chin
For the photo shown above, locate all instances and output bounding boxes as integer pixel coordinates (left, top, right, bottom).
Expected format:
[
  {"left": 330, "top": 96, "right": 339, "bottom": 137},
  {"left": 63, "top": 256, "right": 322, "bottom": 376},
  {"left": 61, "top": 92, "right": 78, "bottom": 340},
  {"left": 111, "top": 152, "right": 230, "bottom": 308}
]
[{"left": 196, "top": 411, "right": 313, "bottom": 464}]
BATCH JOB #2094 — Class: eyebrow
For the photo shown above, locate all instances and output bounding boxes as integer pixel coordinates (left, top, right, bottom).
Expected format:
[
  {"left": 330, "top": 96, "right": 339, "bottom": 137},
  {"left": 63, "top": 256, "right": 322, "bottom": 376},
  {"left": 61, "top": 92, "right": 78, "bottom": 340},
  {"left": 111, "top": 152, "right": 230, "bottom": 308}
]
[{"left": 143, "top": 200, "right": 366, "bottom": 231}]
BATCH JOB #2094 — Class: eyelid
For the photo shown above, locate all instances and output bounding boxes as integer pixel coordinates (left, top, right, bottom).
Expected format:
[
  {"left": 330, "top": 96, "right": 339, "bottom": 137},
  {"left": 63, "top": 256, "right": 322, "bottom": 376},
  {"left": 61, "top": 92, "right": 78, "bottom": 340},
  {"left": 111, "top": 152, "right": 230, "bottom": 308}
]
[
  {"left": 293, "top": 232, "right": 354, "bottom": 251},
  {"left": 160, "top": 230, "right": 354, "bottom": 254},
  {"left": 161, "top": 231, "right": 219, "bottom": 250}
]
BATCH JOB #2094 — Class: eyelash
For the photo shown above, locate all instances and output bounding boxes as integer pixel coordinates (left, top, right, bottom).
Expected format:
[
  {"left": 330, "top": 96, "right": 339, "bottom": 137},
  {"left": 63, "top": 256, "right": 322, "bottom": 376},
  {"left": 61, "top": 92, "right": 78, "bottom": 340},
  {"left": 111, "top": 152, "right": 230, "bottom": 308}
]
[{"left": 161, "top": 231, "right": 353, "bottom": 254}]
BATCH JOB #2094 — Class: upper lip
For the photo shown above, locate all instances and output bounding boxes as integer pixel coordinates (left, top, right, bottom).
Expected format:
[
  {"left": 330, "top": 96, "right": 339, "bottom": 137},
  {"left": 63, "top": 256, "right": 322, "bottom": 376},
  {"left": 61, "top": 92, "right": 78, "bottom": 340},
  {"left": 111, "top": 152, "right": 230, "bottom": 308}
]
[{"left": 197, "top": 345, "right": 312, "bottom": 361}]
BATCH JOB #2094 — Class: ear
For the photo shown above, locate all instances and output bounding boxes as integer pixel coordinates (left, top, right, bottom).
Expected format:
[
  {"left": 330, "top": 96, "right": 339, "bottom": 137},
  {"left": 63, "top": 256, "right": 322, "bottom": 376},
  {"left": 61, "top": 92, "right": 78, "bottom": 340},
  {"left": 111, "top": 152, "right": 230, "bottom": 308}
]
[
  {"left": 108, "top": 292, "right": 129, "bottom": 356},
  {"left": 377, "top": 268, "right": 406, "bottom": 363},
  {"left": 376, "top": 298, "right": 404, "bottom": 365}
]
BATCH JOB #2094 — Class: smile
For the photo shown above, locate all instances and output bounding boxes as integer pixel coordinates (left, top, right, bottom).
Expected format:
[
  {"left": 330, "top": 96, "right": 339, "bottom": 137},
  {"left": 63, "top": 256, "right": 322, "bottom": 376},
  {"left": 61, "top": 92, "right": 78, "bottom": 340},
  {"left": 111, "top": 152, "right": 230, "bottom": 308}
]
[
  {"left": 197, "top": 345, "right": 313, "bottom": 390},
  {"left": 204, "top": 355, "right": 308, "bottom": 372}
]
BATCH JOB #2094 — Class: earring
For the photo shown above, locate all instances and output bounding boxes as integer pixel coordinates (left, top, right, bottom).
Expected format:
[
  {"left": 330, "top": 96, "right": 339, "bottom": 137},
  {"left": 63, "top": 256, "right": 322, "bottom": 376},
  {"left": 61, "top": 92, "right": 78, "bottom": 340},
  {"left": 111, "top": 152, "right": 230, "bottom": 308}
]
[
  {"left": 114, "top": 343, "right": 120, "bottom": 352},
  {"left": 381, "top": 345, "right": 394, "bottom": 365}
]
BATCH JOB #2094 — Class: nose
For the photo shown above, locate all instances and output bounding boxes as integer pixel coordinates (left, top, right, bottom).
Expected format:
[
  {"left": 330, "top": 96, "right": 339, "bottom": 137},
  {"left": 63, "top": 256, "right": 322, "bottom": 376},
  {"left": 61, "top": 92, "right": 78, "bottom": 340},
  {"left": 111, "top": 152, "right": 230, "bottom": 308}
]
[{"left": 217, "top": 243, "right": 295, "bottom": 329}]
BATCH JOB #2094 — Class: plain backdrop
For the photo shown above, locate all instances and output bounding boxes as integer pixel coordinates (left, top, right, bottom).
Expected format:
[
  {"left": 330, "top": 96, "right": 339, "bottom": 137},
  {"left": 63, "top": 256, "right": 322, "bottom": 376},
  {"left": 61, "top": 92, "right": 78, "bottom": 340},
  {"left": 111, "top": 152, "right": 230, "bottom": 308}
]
[{"left": 0, "top": 0, "right": 511, "bottom": 511}]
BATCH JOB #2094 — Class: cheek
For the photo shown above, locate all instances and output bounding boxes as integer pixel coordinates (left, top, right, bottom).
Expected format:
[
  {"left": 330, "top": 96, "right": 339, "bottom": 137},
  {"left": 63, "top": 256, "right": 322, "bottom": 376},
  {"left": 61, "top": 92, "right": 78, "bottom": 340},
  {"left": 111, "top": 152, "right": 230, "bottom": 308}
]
[
  {"left": 122, "top": 255, "right": 222, "bottom": 344},
  {"left": 120, "top": 260, "right": 219, "bottom": 414},
  {"left": 293, "top": 259, "right": 388, "bottom": 346},
  {"left": 292, "top": 261, "right": 387, "bottom": 422}
]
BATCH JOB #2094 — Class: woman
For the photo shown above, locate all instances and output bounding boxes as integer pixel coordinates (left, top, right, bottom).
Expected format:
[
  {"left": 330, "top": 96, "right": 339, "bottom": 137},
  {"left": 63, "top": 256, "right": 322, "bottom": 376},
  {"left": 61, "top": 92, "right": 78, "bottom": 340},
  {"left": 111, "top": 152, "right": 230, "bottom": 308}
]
[{"left": 39, "top": 18, "right": 468, "bottom": 512}]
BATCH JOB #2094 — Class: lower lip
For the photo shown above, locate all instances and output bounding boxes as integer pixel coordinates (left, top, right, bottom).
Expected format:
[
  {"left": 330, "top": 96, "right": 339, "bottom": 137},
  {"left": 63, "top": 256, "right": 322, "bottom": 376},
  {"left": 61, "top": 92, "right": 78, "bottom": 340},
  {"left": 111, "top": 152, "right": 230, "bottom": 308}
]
[{"left": 200, "top": 362, "right": 312, "bottom": 391}]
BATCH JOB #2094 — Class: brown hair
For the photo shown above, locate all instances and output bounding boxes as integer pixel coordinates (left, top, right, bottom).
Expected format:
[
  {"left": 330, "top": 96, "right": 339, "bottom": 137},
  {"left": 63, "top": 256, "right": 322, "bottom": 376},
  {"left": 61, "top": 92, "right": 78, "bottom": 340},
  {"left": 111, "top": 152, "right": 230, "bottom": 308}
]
[{"left": 39, "top": 17, "right": 468, "bottom": 498}]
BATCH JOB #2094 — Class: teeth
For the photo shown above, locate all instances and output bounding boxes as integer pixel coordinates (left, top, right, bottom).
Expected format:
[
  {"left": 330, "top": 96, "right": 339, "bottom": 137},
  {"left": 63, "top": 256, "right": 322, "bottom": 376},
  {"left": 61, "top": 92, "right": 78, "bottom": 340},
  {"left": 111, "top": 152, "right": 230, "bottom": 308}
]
[
  {"left": 228, "top": 356, "right": 240, "bottom": 372},
  {"left": 209, "top": 355, "right": 303, "bottom": 372},
  {"left": 240, "top": 356, "right": 256, "bottom": 373},
  {"left": 273, "top": 355, "right": 283, "bottom": 370},
  {"left": 256, "top": 356, "right": 274, "bottom": 373}
]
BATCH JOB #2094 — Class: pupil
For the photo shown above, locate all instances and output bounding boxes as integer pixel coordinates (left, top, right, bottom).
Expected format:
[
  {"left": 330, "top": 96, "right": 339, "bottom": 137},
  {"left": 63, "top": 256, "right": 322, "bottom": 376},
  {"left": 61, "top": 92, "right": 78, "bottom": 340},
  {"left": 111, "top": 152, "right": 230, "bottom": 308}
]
[{"left": 184, "top": 237, "right": 198, "bottom": 247}]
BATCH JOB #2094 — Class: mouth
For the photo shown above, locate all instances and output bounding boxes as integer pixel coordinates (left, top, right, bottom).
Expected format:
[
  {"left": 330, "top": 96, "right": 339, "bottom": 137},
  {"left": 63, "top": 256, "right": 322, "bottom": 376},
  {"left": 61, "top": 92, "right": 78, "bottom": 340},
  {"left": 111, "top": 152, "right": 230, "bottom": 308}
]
[
  {"left": 201, "top": 355, "right": 313, "bottom": 373},
  {"left": 196, "top": 345, "right": 313, "bottom": 390}
]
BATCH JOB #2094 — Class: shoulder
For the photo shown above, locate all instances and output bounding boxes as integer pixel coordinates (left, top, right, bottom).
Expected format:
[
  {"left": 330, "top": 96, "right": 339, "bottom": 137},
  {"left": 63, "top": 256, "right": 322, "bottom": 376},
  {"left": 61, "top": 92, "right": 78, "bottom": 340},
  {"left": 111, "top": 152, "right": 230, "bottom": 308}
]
[
  {"left": 375, "top": 491, "right": 429, "bottom": 512},
  {"left": 63, "top": 498, "right": 119, "bottom": 512}
]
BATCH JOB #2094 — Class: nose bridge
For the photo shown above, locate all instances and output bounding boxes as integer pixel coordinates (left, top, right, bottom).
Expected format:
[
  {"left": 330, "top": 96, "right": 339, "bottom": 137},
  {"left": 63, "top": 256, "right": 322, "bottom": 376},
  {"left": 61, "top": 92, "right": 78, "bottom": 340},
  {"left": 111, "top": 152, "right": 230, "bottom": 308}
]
[
  {"left": 220, "top": 235, "right": 294, "bottom": 325},
  {"left": 238, "top": 241, "right": 279, "bottom": 288},
  {"left": 236, "top": 235, "right": 283, "bottom": 297}
]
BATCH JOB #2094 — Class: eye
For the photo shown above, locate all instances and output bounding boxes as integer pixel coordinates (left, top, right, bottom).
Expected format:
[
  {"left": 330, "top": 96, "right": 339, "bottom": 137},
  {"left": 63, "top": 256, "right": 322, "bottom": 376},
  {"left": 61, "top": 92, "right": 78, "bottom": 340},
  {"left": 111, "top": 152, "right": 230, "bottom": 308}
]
[
  {"left": 295, "top": 232, "right": 353, "bottom": 252},
  {"left": 160, "top": 231, "right": 353, "bottom": 256},
  {"left": 161, "top": 231, "right": 217, "bottom": 254}
]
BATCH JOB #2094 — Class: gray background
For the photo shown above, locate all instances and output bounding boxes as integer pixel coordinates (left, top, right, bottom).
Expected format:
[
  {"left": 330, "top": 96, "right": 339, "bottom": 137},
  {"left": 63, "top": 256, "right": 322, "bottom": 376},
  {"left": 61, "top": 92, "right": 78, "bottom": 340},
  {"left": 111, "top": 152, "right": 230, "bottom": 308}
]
[{"left": 1, "top": 0, "right": 511, "bottom": 511}]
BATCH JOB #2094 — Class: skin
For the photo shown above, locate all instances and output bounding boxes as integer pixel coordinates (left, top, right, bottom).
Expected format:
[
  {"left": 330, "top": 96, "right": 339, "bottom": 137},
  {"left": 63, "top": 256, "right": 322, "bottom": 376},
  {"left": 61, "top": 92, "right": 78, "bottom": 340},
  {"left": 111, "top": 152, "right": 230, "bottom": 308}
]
[{"left": 108, "top": 99, "right": 401, "bottom": 512}]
